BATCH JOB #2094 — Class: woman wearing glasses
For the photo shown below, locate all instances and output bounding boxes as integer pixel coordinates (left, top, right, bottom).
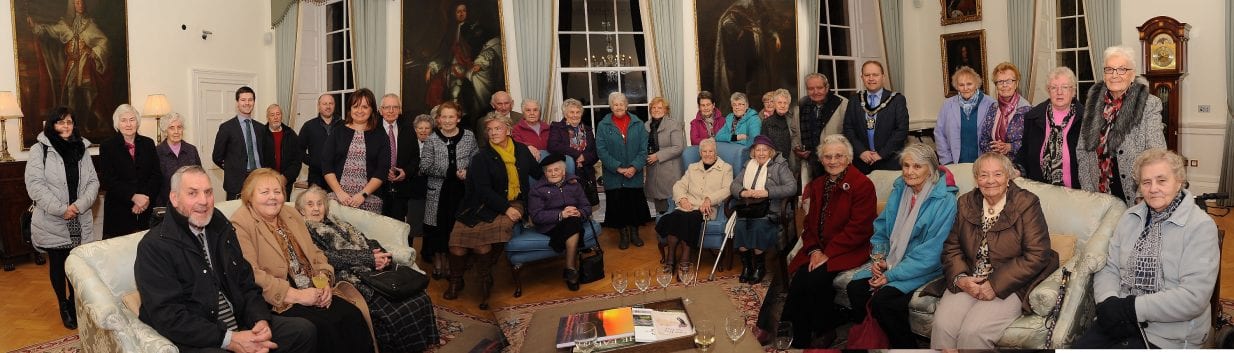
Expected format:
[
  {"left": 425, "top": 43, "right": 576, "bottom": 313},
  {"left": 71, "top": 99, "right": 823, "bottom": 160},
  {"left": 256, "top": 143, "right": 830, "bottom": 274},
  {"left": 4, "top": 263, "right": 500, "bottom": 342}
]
[
  {"left": 978, "top": 63, "right": 1031, "bottom": 163},
  {"left": 1076, "top": 45, "right": 1166, "bottom": 206},
  {"left": 1018, "top": 67, "right": 1084, "bottom": 188}
]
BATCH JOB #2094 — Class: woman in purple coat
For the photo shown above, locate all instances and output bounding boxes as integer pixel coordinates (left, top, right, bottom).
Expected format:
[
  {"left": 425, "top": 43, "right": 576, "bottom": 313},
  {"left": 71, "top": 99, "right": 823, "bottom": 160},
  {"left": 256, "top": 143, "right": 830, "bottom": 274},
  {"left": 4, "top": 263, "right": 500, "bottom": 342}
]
[
  {"left": 527, "top": 154, "right": 593, "bottom": 291},
  {"left": 547, "top": 98, "right": 599, "bottom": 204}
]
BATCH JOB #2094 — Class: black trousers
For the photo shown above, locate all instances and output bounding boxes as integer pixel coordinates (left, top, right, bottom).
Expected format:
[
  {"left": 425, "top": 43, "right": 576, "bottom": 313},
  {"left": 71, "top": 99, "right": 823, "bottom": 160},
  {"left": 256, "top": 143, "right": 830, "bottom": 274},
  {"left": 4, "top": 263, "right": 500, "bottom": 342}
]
[
  {"left": 282, "top": 298, "right": 375, "bottom": 353},
  {"left": 846, "top": 279, "right": 917, "bottom": 348},
  {"left": 176, "top": 315, "right": 316, "bottom": 353},
  {"left": 382, "top": 192, "right": 409, "bottom": 222},
  {"left": 43, "top": 248, "right": 74, "bottom": 303},
  {"left": 782, "top": 266, "right": 842, "bottom": 347},
  {"left": 1072, "top": 324, "right": 1157, "bottom": 349}
]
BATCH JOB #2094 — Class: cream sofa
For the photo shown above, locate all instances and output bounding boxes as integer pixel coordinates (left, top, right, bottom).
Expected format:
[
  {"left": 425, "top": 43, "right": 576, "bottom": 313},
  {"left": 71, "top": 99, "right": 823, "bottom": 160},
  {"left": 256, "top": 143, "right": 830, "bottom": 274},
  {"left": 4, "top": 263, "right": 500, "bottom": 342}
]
[
  {"left": 65, "top": 200, "right": 420, "bottom": 353},
  {"left": 788, "top": 163, "right": 1127, "bottom": 348}
]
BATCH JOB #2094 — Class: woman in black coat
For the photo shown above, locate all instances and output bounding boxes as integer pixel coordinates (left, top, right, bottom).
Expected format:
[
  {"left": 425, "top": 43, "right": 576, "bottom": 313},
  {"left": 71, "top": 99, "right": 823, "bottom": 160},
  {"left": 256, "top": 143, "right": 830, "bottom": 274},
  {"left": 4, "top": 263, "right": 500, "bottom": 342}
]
[
  {"left": 1018, "top": 67, "right": 1083, "bottom": 188},
  {"left": 323, "top": 88, "right": 390, "bottom": 214},
  {"left": 99, "top": 104, "right": 161, "bottom": 238}
]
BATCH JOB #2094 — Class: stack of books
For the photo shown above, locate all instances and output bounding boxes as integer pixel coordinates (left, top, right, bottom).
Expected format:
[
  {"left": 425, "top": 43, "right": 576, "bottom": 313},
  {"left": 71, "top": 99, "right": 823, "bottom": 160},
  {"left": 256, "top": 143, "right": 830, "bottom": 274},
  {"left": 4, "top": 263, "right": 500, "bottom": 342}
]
[{"left": 554, "top": 306, "right": 695, "bottom": 351}]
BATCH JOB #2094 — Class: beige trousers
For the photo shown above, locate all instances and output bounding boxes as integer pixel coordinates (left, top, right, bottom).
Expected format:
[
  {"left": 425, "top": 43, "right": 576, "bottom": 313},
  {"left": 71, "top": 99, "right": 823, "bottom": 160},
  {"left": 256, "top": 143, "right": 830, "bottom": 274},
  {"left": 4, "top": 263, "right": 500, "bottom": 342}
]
[{"left": 930, "top": 290, "right": 1021, "bottom": 349}]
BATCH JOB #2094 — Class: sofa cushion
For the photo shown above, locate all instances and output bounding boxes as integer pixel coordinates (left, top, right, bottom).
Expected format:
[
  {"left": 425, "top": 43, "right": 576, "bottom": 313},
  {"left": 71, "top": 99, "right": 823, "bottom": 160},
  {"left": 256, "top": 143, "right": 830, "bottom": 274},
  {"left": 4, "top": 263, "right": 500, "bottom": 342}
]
[
  {"left": 122, "top": 291, "right": 141, "bottom": 315},
  {"left": 1051, "top": 234, "right": 1077, "bottom": 265}
]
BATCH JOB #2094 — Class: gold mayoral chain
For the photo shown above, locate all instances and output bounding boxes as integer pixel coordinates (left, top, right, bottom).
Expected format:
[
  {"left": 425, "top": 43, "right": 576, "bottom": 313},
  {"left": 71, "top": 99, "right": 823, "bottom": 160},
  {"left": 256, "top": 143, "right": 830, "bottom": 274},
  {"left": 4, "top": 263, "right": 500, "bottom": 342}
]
[{"left": 859, "top": 90, "right": 898, "bottom": 130}]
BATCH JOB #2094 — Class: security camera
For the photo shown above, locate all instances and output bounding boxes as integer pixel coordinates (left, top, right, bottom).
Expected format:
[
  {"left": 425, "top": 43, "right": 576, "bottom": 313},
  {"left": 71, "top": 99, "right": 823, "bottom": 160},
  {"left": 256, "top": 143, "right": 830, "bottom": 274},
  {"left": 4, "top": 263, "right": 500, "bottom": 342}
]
[{"left": 202, "top": 30, "right": 213, "bottom": 40}]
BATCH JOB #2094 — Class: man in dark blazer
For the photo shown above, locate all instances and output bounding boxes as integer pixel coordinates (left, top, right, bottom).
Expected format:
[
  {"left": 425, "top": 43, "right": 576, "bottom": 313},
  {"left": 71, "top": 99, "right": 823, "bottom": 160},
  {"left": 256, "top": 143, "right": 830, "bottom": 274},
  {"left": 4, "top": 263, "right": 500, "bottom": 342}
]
[
  {"left": 260, "top": 103, "right": 302, "bottom": 196},
  {"left": 842, "top": 61, "right": 909, "bottom": 173},
  {"left": 378, "top": 93, "right": 420, "bottom": 221},
  {"left": 212, "top": 86, "right": 268, "bottom": 200},
  {"left": 299, "top": 93, "right": 341, "bottom": 188},
  {"left": 135, "top": 166, "right": 314, "bottom": 352}
]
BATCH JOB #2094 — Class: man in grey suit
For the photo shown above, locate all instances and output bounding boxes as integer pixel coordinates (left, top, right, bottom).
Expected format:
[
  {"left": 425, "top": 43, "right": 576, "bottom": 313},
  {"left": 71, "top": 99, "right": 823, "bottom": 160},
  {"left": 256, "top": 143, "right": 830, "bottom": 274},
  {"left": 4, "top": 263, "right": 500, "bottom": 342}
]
[{"left": 212, "top": 86, "right": 267, "bottom": 200}]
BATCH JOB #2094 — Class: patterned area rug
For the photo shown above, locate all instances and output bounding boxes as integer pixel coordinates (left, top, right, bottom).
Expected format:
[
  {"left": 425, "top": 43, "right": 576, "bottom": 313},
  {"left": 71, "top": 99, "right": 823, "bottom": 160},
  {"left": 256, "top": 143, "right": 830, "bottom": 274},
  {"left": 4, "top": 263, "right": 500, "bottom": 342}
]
[
  {"left": 4, "top": 335, "right": 78, "bottom": 353},
  {"left": 493, "top": 275, "right": 768, "bottom": 353}
]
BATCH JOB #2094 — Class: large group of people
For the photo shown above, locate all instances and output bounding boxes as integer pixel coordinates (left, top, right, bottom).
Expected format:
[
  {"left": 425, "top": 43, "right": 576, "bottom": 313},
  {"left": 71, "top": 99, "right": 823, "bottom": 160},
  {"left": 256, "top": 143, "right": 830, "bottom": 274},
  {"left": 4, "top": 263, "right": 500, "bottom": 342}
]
[{"left": 20, "top": 43, "right": 1220, "bottom": 351}]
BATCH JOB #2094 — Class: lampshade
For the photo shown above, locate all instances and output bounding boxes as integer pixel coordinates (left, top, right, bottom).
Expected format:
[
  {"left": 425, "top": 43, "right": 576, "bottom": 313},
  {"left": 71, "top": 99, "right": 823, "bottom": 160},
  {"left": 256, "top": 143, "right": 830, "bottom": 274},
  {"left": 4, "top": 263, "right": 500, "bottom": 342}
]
[
  {"left": 142, "top": 94, "right": 171, "bottom": 117},
  {"left": 0, "top": 91, "right": 23, "bottom": 118}
]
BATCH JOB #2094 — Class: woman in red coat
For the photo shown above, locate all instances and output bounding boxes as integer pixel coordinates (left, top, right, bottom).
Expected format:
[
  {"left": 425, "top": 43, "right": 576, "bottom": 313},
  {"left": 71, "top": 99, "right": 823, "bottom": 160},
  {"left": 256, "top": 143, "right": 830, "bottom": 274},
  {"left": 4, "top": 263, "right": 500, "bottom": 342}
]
[{"left": 782, "top": 134, "right": 877, "bottom": 348}]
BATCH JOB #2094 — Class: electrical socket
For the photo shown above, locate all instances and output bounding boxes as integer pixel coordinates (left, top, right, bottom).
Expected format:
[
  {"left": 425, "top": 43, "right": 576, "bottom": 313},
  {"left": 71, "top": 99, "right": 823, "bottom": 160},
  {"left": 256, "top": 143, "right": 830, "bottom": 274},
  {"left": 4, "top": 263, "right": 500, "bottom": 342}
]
[
  {"left": 1190, "top": 160, "right": 1199, "bottom": 167},
  {"left": 1199, "top": 105, "right": 1211, "bottom": 113}
]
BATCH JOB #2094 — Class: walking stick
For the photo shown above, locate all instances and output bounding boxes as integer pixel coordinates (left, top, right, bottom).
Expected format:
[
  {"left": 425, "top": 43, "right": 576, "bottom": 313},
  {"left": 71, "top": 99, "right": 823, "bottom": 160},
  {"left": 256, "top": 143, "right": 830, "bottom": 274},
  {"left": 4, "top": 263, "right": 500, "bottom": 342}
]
[
  {"left": 694, "top": 215, "right": 706, "bottom": 281},
  {"left": 710, "top": 212, "right": 738, "bottom": 281}
]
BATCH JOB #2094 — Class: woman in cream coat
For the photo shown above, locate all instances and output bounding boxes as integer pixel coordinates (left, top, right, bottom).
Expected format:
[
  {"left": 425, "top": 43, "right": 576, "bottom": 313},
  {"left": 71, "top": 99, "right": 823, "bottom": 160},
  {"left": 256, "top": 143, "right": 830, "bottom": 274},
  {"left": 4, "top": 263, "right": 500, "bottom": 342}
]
[{"left": 655, "top": 138, "right": 732, "bottom": 266}]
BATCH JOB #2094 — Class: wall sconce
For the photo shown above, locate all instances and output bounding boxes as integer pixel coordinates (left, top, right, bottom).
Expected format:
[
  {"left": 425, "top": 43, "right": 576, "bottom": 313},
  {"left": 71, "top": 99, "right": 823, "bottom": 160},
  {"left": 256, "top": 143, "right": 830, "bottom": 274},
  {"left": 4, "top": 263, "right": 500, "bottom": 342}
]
[
  {"left": 142, "top": 94, "right": 171, "bottom": 142},
  {"left": 0, "top": 91, "right": 23, "bottom": 163}
]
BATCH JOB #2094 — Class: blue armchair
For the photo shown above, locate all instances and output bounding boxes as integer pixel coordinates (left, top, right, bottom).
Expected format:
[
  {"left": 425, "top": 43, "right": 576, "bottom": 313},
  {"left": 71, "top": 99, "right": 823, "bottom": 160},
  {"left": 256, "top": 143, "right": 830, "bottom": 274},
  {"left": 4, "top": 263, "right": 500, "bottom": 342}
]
[
  {"left": 656, "top": 142, "right": 748, "bottom": 276},
  {"left": 505, "top": 153, "right": 601, "bottom": 297}
]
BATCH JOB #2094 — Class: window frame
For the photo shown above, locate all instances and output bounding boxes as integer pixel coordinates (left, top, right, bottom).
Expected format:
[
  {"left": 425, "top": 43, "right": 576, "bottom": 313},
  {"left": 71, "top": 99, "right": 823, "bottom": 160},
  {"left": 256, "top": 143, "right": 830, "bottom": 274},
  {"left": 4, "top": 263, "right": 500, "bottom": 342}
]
[
  {"left": 815, "top": 0, "right": 861, "bottom": 96},
  {"left": 1054, "top": 0, "right": 1095, "bottom": 103},
  {"left": 555, "top": 0, "right": 655, "bottom": 127},
  {"left": 324, "top": 0, "right": 355, "bottom": 109}
]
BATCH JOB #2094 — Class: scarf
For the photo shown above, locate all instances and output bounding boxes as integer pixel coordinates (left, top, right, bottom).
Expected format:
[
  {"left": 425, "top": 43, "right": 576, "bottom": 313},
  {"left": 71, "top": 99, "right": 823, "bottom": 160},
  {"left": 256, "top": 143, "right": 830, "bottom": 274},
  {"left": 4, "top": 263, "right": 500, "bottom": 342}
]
[
  {"left": 492, "top": 140, "right": 520, "bottom": 201},
  {"left": 256, "top": 211, "right": 315, "bottom": 289},
  {"left": 1041, "top": 105, "right": 1075, "bottom": 186},
  {"left": 959, "top": 91, "right": 982, "bottom": 116},
  {"left": 47, "top": 134, "right": 85, "bottom": 203},
  {"left": 815, "top": 170, "right": 846, "bottom": 244},
  {"left": 612, "top": 114, "right": 631, "bottom": 141},
  {"left": 306, "top": 215, "right": 374, "bottom": 285},
  {"left": 975, "top": 194, "right": 1006, "bottom": 278},
  {"left": 648, "top": 117, "right": 662, "bottom": 155},
  {"left": 697, "top": 110, "right": 722, "bottom": 138},
  {"left": 887, "top": 180, "right": 932, "bottom": 269},
  {"left": 1120, "top": 191, "right": 1186, "bottom": 296},
  {"left": 994, "top": 93, "right": 1020, "bottom": 141},
  {"left": 741, "top": 158, "right": 770, "bottom": 191},
  {"left": 567, "top": 123, "right": 588, "bottom": 152},
  {"left": 729, "top": 112, "right": 744, "bottom": 141},
  {"left": 1096, "top": 91, "right": 1125, "bottom": 194}
]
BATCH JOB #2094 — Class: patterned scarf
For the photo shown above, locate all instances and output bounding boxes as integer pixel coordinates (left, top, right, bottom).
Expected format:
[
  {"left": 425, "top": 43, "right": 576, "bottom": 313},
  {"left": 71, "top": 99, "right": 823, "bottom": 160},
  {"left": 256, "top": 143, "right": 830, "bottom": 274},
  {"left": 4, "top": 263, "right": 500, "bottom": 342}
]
[
  {"left": 975, "top": 195, "right": 1005, "bottom": 278},
  {"left": 1096, "top": 91, "right": 1125, "bottom": 193},
  {"left": 648, "top": 117, "right": 662, "bottom": 155},
  {"left": 1120, "top": 192, "right": 1186, "bottom": 296},
  {"left": 568, "top": 123, "right": 587, "bottom": 152},
  {"left": 994, "top": 93, "right": 1020, "bottom": 142},
  {"left": 959, "top": 91, "right": 982, "bottom": 116},
  {"left": 815, "top": 170, "right": 846, "bottom": 245},
  {"left": 1041, "top": 106, "right": 1075, "bottom": 186}
]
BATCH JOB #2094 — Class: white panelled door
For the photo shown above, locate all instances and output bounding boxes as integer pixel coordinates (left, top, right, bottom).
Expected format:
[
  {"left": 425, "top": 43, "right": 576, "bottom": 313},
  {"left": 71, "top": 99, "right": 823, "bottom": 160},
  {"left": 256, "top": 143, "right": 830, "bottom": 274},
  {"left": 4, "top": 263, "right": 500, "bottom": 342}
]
[{"left": 191, "top": 69, "right": 256, "bottom": 201}]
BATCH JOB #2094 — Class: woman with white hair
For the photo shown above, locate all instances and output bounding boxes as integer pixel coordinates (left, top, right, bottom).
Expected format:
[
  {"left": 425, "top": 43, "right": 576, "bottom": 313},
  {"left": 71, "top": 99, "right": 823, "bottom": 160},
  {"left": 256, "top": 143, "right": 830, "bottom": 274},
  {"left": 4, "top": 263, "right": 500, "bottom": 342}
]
[
  {"left": 1076, "top": 45, "right": 1166, "bottom": 205},
  {"left": 154, "top": 112, "right": 202, "bottom": 208},
  {"left": 782, "top": 134, "right": 876, "bottom": 347},
  {"left": 1073, "top": 148, "right": 1218, "bottom": 348},
  {"left": 715, "top": 92, "right": 762, "bottom": 147},
  {"left": 934, "top": 66, "right": 995, "bottom": 165},
  {"left": 596, "top": 92, "right": 651, "bottom": 249},
  {"left": 98, "top": 103, "right": 161, "bottom": 238},
  {"left": 547, "top": 98, "right": 599, "bottom": 204},
  {"left": 846, "top": 143, "right": 959, "bottom": 348},
  {"left": 1019, "top": 67, "right": 1084, "bottom": 188}
]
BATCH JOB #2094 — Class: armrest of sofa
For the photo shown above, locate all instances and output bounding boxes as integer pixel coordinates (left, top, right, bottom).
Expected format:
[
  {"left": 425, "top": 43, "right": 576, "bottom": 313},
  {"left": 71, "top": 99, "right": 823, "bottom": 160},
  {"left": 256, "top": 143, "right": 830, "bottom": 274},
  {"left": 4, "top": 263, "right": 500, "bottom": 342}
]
[
  {"left": 328, "top": 200, "right": 423, "bottom": 273},
  {"left": 66, "top": 254, "right": 130, "bottom": 331}
]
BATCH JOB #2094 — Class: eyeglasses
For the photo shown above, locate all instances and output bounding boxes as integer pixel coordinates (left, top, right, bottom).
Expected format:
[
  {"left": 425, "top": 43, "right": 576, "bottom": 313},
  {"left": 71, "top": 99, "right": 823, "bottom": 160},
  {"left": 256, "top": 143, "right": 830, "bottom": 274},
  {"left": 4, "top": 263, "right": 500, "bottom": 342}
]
[
  {"left": 380, "top": 105, "right": 401, "bottom": 111},
  {"left": 994, "top": 79, "right": 1017, "bottom": 86},
  {"left": 1047, "top": 85, "right": 1074, "bottom": 92},
  {"left": 1103, "top": 67, "right": 1132, "bottom": 75}
]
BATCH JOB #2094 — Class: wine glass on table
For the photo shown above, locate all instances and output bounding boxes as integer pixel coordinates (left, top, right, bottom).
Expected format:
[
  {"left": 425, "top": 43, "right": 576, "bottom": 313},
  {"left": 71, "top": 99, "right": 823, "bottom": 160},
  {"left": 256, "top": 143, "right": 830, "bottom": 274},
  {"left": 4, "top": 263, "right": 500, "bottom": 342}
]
[
  {"left": 773, "top": 321, "right": 793, "bottom": 352},
  {"left": 634, "top": 268, "right": 652, "bottom": 294},
  {"left": 656, "top": 264, "right": 673, "bottom": 299},
  {"left": 678, "top": 261, "right": 695, "bottom": 304},
  {"left": 611, "top": 271, "right": 628, "bottom": 294},
  {"left": 694, "top": 319, "right": 716, "bottom": 352},
  {"left": 574, "top": 322, "right": 597, "bottom": 353},
  {"left": 724, "top": 314, "right": 746, "bottom": 351}
]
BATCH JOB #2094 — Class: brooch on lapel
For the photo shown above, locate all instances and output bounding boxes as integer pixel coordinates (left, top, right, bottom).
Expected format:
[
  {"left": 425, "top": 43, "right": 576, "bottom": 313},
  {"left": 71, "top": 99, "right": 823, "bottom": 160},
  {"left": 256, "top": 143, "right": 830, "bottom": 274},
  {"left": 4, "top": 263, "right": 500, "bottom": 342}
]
[{"left": 842, "top": 183, "right": 851, "bottom": 191}]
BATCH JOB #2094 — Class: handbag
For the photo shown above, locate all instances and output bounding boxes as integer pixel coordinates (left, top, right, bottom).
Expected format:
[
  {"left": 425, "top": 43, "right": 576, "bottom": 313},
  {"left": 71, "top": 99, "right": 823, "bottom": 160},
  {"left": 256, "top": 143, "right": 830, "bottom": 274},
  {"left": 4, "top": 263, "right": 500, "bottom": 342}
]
[
  {"left": 21, "top": 205, "right": 34, "bottom": 247},
  {"left": 846, "top": 291, "right": 889, "bottom": 349},
  {"left": 732, "top": 197, "right": 770, "bottom": 218},
  {"left": 357, "top": 264, "right": 429, "bottom": 300},
  {"left": 576, "top": 218, "right": 605, "bottom": 283},
  {"left": 581, "top": 177, "right": 600, "bottom": 206}
]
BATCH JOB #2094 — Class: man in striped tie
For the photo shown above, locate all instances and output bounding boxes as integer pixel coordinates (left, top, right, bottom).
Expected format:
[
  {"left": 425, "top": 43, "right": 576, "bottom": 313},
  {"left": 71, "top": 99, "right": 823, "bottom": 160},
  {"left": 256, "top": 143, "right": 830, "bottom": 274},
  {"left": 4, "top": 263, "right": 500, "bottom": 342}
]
[{"left": 135, "top": 165, "right": 315, "bottom": 352}]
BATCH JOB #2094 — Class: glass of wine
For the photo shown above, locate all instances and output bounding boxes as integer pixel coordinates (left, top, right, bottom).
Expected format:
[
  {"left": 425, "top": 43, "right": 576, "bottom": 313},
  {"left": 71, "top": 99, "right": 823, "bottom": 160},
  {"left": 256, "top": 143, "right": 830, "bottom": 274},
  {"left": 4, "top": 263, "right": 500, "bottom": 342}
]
[
  {"left": 678, "top": 262, "right": 695, "bottom": 304},
  {"left": 773, "top": 321, "right": 793, "bottom": 352},
  {"left": 724, "top": 314, "right": 746, "bottom": 349},
  {"left": 634, "top": 268, "right": 652, "bottom": 293},
  {"left": 694, "top": 319, "right": 715, "bottom": 352},
  {"left": 656, "top": 264, "right": 673, "bottom": 298},
  {"left": 574, "top": 322, "right": 597, "bottom": 353},
  {"left": 870, "top": 242, "right": 888, "bottom": 270},
  {"left": 611, "top": 271, "right": 628, "bottom": 294}
]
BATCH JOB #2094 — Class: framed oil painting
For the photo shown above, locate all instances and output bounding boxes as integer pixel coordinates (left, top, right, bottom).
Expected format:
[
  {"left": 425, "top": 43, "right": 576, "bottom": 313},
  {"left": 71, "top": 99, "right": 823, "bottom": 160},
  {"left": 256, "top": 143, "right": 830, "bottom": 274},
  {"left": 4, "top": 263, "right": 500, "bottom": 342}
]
[
  {"left": 11, "top": 0, "right": 130, "bottom": 148},
  {"left": 940, "top": 30, "right": 987, "bottom": 97},
  {"left": 695, "top": 0, "right": 798, "bottom": 114},
  {"left": 940, "top": 0, "right": 981, "bottom": 25},
  {"left": 401, "top": 0, "right": 508, "bottom": 130}
]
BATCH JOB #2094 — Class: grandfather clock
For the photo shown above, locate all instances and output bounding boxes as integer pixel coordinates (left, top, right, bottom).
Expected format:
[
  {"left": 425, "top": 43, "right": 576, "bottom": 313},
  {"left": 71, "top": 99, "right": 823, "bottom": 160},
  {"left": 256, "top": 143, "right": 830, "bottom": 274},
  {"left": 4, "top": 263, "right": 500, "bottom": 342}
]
[{"left": 1138, "top": 16, "right": 1188, "bottom": 151}]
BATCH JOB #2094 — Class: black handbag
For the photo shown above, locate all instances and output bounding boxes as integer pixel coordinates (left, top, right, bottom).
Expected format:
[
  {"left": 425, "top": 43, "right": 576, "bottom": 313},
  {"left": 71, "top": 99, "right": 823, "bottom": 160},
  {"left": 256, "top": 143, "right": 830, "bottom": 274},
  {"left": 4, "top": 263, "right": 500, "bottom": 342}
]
[
  {"left": 732, "top": 197, "right": 770, "bottom": 218},
  {"left": 21, "top": 205, "right": 34, "bottom": 247},
  {"left": 581, "top": 177, "right": 600, "bottom": 206},
  {"left": 357, "top": 264, "right": 429, "bottom": 300},
  {"left": 576, "top": 219, "right": 605, "bottom": 284}
]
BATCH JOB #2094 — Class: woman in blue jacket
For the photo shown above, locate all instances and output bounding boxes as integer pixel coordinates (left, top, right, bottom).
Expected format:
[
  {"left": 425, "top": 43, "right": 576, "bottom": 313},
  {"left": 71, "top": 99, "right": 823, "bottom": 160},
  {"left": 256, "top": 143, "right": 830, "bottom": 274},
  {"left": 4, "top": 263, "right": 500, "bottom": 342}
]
[
  {"left": 715, "top": 92, "right": 761, "bottom": 147},
  {"left": 846, "top": 143, "right": 959, "bottom": 348},
  {"left": 596, "top": 92, "right": 651, "bottom": 249}
]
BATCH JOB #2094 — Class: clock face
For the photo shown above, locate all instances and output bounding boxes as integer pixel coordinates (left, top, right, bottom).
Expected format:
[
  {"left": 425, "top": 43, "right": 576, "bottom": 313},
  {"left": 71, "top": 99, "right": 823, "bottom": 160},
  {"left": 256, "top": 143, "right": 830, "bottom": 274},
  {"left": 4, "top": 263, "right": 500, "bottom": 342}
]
[{"left": 1150, "top": 34, "right": 1177, "bottom": 70}]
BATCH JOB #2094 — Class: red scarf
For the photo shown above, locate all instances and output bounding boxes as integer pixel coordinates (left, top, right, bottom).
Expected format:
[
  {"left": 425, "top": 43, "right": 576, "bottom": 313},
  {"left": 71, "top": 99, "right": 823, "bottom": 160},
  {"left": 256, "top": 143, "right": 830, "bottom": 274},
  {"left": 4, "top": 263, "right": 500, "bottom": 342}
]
[
  {"left": 994, "top": 94, "right": 1019, "bottom": 141},
  {"left": 1096, "top": 91, "right": 1124, "bottom": 193},
  {"left": 612, "top": 114, "right": 631, "bottom": 141}
]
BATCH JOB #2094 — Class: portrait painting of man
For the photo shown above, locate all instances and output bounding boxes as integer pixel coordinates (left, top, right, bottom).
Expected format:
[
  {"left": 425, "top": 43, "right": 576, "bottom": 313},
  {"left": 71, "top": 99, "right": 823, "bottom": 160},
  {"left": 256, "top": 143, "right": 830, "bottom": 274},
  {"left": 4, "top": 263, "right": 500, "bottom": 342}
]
[
  {"left": 940, "top": 30, "right": 987, "bottom": 97},
  {"left": 401, "top": 0, "right": 507, "bottom": 129},
  {"left": 12, "top": 0, "right": 130, "bottom": 148},
  {"left": 695, "top": 0, "right": 797, "bottom": 114}
]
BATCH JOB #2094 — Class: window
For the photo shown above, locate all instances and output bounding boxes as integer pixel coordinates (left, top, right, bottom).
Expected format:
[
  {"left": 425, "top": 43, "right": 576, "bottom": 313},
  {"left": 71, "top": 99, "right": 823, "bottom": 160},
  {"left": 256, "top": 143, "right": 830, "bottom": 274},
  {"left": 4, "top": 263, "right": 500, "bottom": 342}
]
[
  {"left": 558, "top": 0, "right": 651, "bottom": 127},
  {"left": 325, "top": 0, "right": 354, "bottom": 109},
  {"left": 816, "top": 0, "right": 858, "bottom": 95},
  {"left": 1056, "top": 0, "right": 1094, "bottom": 101}
]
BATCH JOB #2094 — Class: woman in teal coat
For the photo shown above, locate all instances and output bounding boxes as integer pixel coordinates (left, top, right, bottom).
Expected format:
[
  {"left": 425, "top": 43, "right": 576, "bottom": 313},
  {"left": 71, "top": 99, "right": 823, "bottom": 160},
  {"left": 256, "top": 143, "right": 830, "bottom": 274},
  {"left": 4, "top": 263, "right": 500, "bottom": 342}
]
[
  {"left": 596, "top": 92, "right": 651, "bottom": 249},
  {"left": 846, "top": 143, "right": 959, "bottom": 348},
  {"left": 716, "top": 92, "right": 762, "bottom": 147}
]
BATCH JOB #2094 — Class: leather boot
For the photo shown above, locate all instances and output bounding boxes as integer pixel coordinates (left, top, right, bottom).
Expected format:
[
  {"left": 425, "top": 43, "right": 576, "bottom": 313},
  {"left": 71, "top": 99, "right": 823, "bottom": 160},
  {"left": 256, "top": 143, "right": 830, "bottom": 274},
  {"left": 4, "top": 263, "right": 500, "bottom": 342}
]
[
  {"left": 474, "top": 250, "right": 498, "bottom": 310},
  {"left": 738, "top": 251, "right": 753, "bottom": 283},
  {"left": 618, "top": 227, "right": 630, "bottom": 250},
  {"left": 59, "top": 299, "right": 77, "bottom": 330},
  {"left": 564, "top": 268, "right": 580, "bottom": 291},
  {"left": 629, "top": 226, "right": 644, "bottom": 247},
  {"left": 443, "top": 253, "right": 468, "bottom": 300},
  {"left": 751, "top": 252, "right": 766, "bottom": 283}
]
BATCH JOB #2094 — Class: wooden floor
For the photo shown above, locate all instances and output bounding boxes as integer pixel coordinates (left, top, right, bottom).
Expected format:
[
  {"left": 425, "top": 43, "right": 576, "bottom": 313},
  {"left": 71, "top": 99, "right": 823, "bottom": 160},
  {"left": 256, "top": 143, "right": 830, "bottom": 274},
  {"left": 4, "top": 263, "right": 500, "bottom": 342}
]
[{"left": 2, "top": 207, "right": 1231, "bottom": 351}]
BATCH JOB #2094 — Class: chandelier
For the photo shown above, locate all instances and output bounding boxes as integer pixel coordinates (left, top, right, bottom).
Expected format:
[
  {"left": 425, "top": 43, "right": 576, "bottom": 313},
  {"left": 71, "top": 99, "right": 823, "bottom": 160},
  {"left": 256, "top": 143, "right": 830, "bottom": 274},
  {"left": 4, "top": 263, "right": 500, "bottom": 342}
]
[{"left": 588, "top": 21, "right": 634, "bottom": 81}]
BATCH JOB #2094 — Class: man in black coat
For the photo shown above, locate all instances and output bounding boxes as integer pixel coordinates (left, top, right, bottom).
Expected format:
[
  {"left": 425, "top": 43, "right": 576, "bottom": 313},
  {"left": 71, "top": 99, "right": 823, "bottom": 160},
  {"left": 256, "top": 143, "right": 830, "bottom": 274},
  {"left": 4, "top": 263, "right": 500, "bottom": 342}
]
[
  {"left": 378, "top": 93, "right": 420, "bottom": 221},
  {"left": 842, "top": 62, "right": 909, "bottom": 173},
  {"left": 299, "top": 93, "right": 341, "bottom": 188},
  {"left": 260, "top": 103, "right": 303, "bottom": 196},
  {"left": 135, "top": 165, "right": 314, "bottom": 352},
  {"left": 212, "top": 86, "right": 268, "bottom": 200}
]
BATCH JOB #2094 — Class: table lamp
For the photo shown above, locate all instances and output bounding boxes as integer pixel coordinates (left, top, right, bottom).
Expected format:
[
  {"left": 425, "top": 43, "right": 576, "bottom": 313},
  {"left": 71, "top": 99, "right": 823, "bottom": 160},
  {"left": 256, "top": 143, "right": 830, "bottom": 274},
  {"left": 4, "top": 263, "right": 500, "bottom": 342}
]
[
  {"left": 0, "top": 91, "right": 23, "bottom": 163},
  {"left": 142, "top": 94, "right": 171, "bottom": 142}
]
